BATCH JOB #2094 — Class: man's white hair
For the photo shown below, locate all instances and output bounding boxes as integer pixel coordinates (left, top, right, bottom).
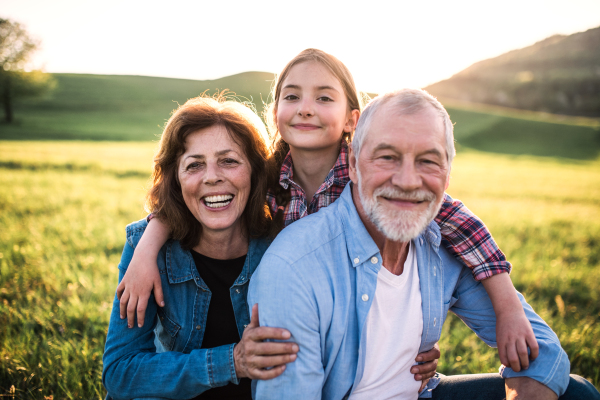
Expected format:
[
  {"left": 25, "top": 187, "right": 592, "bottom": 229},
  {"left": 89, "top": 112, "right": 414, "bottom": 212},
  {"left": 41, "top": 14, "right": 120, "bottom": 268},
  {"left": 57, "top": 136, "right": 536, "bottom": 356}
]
[{"left": 352, "top": 88, "right": 455, "bottom": 165}]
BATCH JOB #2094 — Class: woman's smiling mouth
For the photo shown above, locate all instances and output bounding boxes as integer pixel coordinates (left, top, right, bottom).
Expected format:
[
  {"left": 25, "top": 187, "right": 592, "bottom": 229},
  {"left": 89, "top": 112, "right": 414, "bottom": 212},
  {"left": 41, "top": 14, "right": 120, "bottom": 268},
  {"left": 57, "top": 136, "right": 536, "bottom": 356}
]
[{"left": 203, "top": 194, "right": 234, "bottom": 208}]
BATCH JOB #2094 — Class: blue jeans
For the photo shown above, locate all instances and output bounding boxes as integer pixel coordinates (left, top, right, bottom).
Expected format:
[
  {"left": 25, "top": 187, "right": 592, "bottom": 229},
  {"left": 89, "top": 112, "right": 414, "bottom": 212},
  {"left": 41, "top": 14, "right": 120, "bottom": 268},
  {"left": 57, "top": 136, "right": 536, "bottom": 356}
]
[{"left": 431, "top": 373, "right": 600, "bottom": 400}]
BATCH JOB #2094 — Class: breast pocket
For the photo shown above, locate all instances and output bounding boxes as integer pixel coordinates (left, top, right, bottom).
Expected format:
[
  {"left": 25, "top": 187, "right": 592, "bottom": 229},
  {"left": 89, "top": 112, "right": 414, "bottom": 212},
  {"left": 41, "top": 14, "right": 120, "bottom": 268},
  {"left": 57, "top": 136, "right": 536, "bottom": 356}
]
[{"left": 155, "top": 310, "right": 181, "bottom": 351}]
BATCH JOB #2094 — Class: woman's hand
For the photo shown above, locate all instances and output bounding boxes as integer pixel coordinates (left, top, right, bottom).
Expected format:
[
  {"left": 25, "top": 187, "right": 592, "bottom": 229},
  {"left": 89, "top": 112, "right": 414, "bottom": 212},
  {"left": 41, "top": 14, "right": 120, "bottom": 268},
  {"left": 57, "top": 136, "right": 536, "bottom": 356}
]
[
  {"left": 234, "top": 304, "right": 299, "bottom": 380},
  {"left": 411, "top": 342, "right": 440, "bottom": 392}
]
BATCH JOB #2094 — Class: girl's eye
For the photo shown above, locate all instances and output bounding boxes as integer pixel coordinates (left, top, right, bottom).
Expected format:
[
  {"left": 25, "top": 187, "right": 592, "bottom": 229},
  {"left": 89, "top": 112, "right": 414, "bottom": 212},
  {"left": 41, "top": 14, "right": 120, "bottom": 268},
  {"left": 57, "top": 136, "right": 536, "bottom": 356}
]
[
  {"left": 318, "top": 96, "right": 333, "bottom": 102},
  {"left": 283, "top": 94, "right": 299, "bottom": 101}
]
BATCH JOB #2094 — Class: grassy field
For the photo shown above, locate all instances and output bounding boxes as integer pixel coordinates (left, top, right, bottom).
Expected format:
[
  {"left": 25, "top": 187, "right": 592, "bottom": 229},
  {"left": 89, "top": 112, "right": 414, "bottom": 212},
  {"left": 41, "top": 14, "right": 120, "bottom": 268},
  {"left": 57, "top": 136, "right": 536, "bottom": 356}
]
[
  {"left": 1, "top": 139, "right": 599, "bottom": 398},
  {"left": 1, "top": 73, "right": 599, "bottom": 397}
]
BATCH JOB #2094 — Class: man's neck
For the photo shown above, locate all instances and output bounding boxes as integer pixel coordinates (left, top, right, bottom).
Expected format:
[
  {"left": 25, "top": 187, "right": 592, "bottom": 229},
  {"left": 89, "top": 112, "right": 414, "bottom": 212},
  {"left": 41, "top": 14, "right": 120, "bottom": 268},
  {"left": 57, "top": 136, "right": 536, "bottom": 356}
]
[{"left": 351, "top": 183, "right": 410, "bottom": 275}]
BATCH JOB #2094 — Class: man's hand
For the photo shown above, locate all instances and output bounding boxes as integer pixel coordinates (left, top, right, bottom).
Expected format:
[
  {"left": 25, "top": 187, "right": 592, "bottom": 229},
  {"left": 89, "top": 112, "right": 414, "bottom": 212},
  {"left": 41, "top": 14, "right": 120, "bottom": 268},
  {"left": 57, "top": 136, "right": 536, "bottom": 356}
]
[
  {"left": 505, "top": 377, "right": 558, "bottom": 400},
  {"left": 234, "top": 304, "right": 300, "bottom": 380},
  {"left": 411, "top": 342, "right": 440, "bottom": 392}
]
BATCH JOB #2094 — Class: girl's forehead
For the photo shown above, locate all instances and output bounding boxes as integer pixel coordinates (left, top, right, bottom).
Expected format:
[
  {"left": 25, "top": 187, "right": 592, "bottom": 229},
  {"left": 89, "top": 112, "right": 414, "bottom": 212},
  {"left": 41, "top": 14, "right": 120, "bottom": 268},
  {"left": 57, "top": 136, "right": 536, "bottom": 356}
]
[{"left": 283, "top": 61, "right": 343, "bottom": 90}]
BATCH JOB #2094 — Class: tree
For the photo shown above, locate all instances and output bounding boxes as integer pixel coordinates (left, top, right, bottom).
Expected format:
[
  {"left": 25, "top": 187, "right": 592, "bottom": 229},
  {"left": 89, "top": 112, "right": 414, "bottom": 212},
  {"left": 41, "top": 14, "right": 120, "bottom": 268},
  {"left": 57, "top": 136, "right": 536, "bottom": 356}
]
[{"left": 0, "top": 18, "right": 55, "bottom": 123}]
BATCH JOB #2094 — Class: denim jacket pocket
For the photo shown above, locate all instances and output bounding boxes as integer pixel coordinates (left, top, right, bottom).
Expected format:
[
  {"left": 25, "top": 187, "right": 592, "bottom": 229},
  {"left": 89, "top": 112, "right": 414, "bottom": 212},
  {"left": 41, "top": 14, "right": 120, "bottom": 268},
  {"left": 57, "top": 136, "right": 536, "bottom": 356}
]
[{"left": 155, "top": 310, "right": 181, "bottom": 351}]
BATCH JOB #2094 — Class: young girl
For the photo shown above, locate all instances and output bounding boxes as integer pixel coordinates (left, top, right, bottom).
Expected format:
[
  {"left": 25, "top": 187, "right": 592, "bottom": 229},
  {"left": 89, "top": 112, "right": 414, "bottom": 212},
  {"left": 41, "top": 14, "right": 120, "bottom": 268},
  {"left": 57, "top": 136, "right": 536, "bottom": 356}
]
[{"left": 119, "top": 49, "right": 538, "bottom": 377}]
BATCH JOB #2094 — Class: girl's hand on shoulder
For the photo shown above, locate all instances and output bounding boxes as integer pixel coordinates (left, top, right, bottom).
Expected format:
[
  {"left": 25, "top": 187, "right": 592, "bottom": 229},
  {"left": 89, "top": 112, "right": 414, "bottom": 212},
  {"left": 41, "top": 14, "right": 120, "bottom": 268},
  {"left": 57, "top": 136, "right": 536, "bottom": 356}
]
[
  {"left": 234, "top": 304, "right": 299, "bottom": 380},
  {"left": 117, "top": 249, "right": 163, "bottom": 328},
  {"left": 496, "top": 308, "right": 539, "bottom": 372}
]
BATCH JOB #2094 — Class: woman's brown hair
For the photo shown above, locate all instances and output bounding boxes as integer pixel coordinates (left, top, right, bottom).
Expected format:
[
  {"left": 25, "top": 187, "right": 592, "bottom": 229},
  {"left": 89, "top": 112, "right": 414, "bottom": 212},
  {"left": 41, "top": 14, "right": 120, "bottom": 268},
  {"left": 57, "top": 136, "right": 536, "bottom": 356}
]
[
  {"left": 146, "top": 95, "right": 273, "bottom": 249},
  {"left": 264, "top": 49, "right": 364, "bottom": 233}
]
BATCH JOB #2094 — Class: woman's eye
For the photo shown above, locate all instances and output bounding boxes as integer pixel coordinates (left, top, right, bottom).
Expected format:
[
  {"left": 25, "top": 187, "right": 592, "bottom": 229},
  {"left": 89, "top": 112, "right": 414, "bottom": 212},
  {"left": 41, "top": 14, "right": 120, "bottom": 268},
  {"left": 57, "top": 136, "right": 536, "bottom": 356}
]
[
  {"left": 222, "top": 158, "right": 239, "bottom": 165},
  {"left": 186, "top": 162, "right": 202, "bottom": 170}
]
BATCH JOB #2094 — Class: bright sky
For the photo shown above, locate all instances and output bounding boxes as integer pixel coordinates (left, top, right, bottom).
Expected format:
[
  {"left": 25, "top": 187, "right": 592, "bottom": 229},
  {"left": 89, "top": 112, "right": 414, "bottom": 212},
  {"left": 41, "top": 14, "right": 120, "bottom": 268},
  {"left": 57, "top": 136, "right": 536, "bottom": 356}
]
[{"left": 3, "top": 0, "right": 600, "bottom": 93}]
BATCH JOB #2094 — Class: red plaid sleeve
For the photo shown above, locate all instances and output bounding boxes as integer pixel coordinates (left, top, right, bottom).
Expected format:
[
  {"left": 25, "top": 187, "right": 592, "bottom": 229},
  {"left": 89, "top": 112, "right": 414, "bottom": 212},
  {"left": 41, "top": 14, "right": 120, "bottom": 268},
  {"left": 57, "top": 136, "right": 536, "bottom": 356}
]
[{"left": 434, "top": 193, "right": 512, "bottom": 281}]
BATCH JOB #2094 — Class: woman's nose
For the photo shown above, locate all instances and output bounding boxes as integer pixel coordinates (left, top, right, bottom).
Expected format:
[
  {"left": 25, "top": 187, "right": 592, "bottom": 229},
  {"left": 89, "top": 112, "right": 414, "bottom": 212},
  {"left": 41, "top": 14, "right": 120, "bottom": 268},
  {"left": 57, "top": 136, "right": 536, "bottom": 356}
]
[{"left": 203, "top": 162, "right": 223, "bottom": 185}]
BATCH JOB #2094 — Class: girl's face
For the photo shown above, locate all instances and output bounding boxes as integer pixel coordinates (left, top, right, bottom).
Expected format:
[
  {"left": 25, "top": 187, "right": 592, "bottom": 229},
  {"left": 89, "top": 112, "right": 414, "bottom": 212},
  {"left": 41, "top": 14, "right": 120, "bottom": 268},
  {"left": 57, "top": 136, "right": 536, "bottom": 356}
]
[{"left": 276, "top": 61, "right": 358, "bottom": 154}]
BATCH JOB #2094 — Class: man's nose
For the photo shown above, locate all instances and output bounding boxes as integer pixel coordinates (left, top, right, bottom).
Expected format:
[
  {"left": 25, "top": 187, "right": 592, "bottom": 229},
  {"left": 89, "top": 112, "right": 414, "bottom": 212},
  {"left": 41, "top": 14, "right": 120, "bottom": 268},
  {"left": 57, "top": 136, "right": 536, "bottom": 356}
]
[{"left": 391, "top": 161, "right": 421, "bottom": 191}]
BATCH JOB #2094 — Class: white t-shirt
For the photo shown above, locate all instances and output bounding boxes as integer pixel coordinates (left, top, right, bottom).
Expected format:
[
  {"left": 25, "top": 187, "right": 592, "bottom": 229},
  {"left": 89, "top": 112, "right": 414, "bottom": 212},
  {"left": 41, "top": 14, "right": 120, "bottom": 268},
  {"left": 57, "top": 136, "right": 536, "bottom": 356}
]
[{"left": 350, "top": 243, "right": 423, "bottom": 400}]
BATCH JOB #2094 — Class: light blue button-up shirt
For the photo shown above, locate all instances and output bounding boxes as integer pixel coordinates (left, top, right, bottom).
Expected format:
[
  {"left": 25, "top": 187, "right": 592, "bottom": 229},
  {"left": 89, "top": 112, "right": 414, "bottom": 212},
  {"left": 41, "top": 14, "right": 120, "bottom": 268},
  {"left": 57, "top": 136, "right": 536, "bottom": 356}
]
[{"left": 248, "top": 184, "right": 570, "bottom": 399}]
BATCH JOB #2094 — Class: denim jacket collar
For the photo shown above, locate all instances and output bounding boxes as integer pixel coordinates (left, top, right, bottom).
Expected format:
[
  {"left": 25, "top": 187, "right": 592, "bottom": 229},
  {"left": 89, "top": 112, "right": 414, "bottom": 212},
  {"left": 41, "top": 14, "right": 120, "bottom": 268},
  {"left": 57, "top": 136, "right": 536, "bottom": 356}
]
[{"left": 164, "top": 238, "right": 263, "bottom": 289}]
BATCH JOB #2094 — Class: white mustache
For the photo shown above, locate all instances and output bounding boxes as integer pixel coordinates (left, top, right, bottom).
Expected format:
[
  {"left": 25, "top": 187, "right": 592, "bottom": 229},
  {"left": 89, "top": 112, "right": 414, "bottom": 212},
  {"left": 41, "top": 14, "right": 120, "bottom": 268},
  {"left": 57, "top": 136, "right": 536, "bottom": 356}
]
[{"left": 373, "top": 187, "right": 436, "bottom": 203}]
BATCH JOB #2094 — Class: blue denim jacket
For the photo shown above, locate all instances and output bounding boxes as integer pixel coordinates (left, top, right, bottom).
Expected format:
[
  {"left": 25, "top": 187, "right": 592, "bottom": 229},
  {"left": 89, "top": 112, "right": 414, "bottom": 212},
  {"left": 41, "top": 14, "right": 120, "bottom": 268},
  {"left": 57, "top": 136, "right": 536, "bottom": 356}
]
[
  {"left": 102, "top": 219, "right": 270, "bottom": 400},
  {"left": 248, "top": 184, "right": 570, "bottom": 399}
]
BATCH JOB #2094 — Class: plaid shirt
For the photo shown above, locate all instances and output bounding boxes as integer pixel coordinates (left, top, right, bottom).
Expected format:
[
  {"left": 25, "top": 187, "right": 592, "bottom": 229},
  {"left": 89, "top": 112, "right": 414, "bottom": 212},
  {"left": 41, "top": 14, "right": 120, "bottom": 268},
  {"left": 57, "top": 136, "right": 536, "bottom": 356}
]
[{"left": 267, "top": 141, "right": 511, "bottom": 281}]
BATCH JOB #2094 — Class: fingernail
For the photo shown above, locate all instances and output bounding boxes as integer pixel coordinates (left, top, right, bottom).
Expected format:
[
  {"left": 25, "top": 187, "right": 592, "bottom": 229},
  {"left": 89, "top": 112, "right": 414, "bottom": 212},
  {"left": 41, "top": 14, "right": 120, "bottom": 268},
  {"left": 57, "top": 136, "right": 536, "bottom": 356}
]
[
  {"left": 292, "top": 344, "right": 299, "bottom": 352},
  {"left": 282, "top": 331, "right": 291, "bottom": 339},
  {"left": 160, "top": 301, "right": 165, "bottom": 307},
  {"left": 138, "top": 323, "right": 142, "bottom": 328},
  {"left": 416, "top": 356, "right": 423, "bottom": 361},
  {"left": 120, "top": 315, "right": 124, "bottom": 319},
  {"left": 127, "top": 324, "right": 132, "bottom": 328}
]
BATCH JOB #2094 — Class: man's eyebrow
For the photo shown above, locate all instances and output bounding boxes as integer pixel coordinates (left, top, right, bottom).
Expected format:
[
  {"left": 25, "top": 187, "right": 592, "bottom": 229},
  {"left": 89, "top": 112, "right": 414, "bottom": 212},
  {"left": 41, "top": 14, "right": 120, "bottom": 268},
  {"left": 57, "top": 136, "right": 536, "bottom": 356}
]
[{"left": 371, "top": 144, "right": 445, "bottom": 158}]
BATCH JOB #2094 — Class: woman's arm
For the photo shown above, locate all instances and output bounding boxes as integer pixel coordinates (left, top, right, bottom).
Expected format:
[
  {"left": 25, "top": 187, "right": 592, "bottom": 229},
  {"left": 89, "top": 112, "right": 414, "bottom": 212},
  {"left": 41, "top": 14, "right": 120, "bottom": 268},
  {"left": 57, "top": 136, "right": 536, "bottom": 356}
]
[{"left": 117, "top": 217, "right": 169, "bottom": 328}]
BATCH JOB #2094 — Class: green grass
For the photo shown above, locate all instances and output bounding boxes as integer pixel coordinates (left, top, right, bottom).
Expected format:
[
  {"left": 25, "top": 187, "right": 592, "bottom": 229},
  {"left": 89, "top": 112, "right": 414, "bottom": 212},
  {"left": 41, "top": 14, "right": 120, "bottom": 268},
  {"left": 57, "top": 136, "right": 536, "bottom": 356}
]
[{"left": 1, "top": 140, "right": 599, "bottom": 398}]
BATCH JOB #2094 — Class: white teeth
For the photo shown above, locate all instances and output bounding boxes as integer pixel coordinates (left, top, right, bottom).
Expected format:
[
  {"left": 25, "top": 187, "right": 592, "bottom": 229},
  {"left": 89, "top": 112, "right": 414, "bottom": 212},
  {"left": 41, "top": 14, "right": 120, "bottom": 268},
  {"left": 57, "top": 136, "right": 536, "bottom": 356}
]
[
  {"left": 203, "top": 194, "right": 233, "bottom": 208},
  {"left": 204, "top": 194, "right": 233, "bottom": 203}
]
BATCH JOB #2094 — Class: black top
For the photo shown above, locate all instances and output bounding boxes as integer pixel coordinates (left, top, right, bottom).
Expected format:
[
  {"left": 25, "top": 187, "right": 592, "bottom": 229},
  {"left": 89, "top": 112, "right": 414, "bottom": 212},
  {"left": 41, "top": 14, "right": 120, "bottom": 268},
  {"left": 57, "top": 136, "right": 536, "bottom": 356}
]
[{"left": 190, "top": 250, "right": 252, "bottom": 400}]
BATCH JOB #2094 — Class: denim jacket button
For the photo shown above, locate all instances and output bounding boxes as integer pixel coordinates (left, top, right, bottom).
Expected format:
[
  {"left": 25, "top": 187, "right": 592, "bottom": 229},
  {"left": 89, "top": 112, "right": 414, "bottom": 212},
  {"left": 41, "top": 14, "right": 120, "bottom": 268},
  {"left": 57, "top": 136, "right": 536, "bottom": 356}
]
[{"left": 195, "top": 325, "right": 202, "bottom": 330}]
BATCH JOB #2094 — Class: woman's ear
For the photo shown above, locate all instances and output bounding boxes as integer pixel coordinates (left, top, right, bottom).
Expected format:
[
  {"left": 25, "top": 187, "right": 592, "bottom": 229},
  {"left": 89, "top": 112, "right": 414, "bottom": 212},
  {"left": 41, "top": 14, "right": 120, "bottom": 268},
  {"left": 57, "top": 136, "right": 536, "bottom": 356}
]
[{"left": 344, "top": 109, "right": 361, "bottom": 133}]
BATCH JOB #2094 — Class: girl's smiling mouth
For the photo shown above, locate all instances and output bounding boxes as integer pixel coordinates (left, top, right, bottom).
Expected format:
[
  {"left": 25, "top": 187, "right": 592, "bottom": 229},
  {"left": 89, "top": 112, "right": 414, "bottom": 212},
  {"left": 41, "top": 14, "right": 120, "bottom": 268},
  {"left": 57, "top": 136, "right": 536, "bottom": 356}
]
[{"left": 291, "top": 123, "right": 320, "bottom": 130}]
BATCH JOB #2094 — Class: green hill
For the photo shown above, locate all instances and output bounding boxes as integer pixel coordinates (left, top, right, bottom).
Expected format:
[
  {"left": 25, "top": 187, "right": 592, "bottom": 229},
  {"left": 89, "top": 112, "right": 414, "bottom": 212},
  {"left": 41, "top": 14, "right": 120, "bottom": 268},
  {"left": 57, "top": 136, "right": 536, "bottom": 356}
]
[
  {"left": 426, "top": 26, "right": 600, "bottom": 117},
  {"left": 1, "top": 72, "right": 599, "bottom": 160},
  {"left": 0, "top": 72, "right": 275, "bottom": 141}
]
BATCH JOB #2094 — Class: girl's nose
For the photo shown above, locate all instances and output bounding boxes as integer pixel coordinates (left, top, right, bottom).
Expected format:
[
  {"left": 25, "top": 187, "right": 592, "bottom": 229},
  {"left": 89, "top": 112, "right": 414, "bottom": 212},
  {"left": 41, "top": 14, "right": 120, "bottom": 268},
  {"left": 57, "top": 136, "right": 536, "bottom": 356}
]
[{"left": 298, "top": 99, "right": 314, "bottom": 117}]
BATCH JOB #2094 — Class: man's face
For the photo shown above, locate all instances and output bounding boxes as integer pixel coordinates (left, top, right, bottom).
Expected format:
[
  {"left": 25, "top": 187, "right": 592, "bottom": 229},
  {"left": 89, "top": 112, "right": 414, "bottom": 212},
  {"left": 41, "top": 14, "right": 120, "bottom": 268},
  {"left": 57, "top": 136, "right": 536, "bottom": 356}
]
[{"left": 349, "top": 103, "right": 450, "bottom": 242}]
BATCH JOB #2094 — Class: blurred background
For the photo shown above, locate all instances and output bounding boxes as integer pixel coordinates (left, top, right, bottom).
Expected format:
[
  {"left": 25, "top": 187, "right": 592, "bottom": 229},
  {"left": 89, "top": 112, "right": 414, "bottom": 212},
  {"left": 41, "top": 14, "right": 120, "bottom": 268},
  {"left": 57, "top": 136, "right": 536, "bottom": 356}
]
[{"left": 1, "top": 0, "right": 599, "bottom": 398}]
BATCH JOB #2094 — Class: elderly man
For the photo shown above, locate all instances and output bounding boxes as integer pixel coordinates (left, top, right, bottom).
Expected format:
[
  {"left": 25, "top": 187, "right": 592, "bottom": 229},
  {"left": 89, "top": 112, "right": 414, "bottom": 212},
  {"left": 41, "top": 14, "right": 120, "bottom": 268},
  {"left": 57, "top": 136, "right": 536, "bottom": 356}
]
[{"left": 248, "top": 89, "right": 599, "bottom": 400}]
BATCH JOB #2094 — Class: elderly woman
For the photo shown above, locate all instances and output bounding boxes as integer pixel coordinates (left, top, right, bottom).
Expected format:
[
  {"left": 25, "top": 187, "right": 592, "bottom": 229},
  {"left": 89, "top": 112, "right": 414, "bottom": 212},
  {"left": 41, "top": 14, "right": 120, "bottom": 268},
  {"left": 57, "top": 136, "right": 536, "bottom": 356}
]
[{"left": 102, "top": 97, "right": 298, "bottom": 400}]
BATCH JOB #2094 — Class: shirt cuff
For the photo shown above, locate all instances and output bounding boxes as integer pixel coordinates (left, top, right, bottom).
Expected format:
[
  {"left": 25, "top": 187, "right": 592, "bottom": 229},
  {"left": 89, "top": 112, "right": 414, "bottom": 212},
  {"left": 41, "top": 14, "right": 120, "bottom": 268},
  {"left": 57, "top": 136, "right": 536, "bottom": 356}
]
[
  {"left": 207, "top": 343, "right": 239, "bottom": 387},
  {"left": 472, "top": 261, "right": 513, "bottom": 281}
]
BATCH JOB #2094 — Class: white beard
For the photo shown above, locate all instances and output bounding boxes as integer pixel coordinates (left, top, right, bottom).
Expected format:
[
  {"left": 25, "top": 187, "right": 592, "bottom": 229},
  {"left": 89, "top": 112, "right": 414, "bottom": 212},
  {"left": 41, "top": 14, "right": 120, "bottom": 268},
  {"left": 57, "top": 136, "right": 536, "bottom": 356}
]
[{"left": 357, "top": 170, "right": 442, "bottom": 242}]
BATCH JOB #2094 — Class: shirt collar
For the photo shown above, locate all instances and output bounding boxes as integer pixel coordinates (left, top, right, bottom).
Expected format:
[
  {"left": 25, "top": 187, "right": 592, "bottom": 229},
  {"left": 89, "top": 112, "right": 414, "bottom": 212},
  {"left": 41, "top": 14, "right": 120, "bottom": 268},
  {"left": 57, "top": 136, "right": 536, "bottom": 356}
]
[
  {"left": 278, "top": 140, "right": 350, "bottom": 190},
  {"left": 336, "top": 184, "right": 442, "bottom": 267}
]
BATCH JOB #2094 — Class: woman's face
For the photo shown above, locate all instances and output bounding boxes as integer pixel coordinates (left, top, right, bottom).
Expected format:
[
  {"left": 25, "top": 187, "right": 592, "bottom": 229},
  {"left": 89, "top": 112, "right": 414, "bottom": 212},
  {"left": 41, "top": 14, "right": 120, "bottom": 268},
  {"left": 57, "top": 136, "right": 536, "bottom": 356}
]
[{"left": 178, "top": 125, "right": 252, "bottom": 238}]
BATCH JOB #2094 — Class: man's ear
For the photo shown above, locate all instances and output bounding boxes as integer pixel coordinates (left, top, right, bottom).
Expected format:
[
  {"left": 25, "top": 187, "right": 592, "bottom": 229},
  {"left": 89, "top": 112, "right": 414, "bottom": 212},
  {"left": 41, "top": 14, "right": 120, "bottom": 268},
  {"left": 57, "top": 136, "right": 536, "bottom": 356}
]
[
  {"left": 348, "top": 144, "right": 358, "bottom": 183},
  {"left": 445, "top": 167, "right": 451, "bottom": 190},
  {"left": 344, "top": 109, "right": 360, "bottom": 133}
]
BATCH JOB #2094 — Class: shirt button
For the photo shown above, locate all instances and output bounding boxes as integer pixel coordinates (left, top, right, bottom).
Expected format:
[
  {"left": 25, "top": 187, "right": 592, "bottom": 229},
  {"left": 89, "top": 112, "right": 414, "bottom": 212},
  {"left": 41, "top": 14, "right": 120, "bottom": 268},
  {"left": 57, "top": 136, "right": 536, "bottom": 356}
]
[
  {"left": 434, "top": 266, "right": 437, "bottom": 276},
  {"left": 433, "top": 318, "right": 437, "bottom": 327},
  {"left": 195, "top": 325, "right": 202, "bottom": 330},
  {"left": 419, "top": 238, "right": 424, "bottom": 245},
  {"left": 354, "top": 257, "right": 360, "bottom": 264},
  {"left": 370, "top": 257, "right": 378, "bottom": 264},
  {"left": 362, "top": 294, "right": 369, "bottom": 302},
  {"left": 244, "top": 324, "right": 248, "bottom": 328},
  {"left": 235, "top": 289, "right": 240, "bottom": 294}
]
